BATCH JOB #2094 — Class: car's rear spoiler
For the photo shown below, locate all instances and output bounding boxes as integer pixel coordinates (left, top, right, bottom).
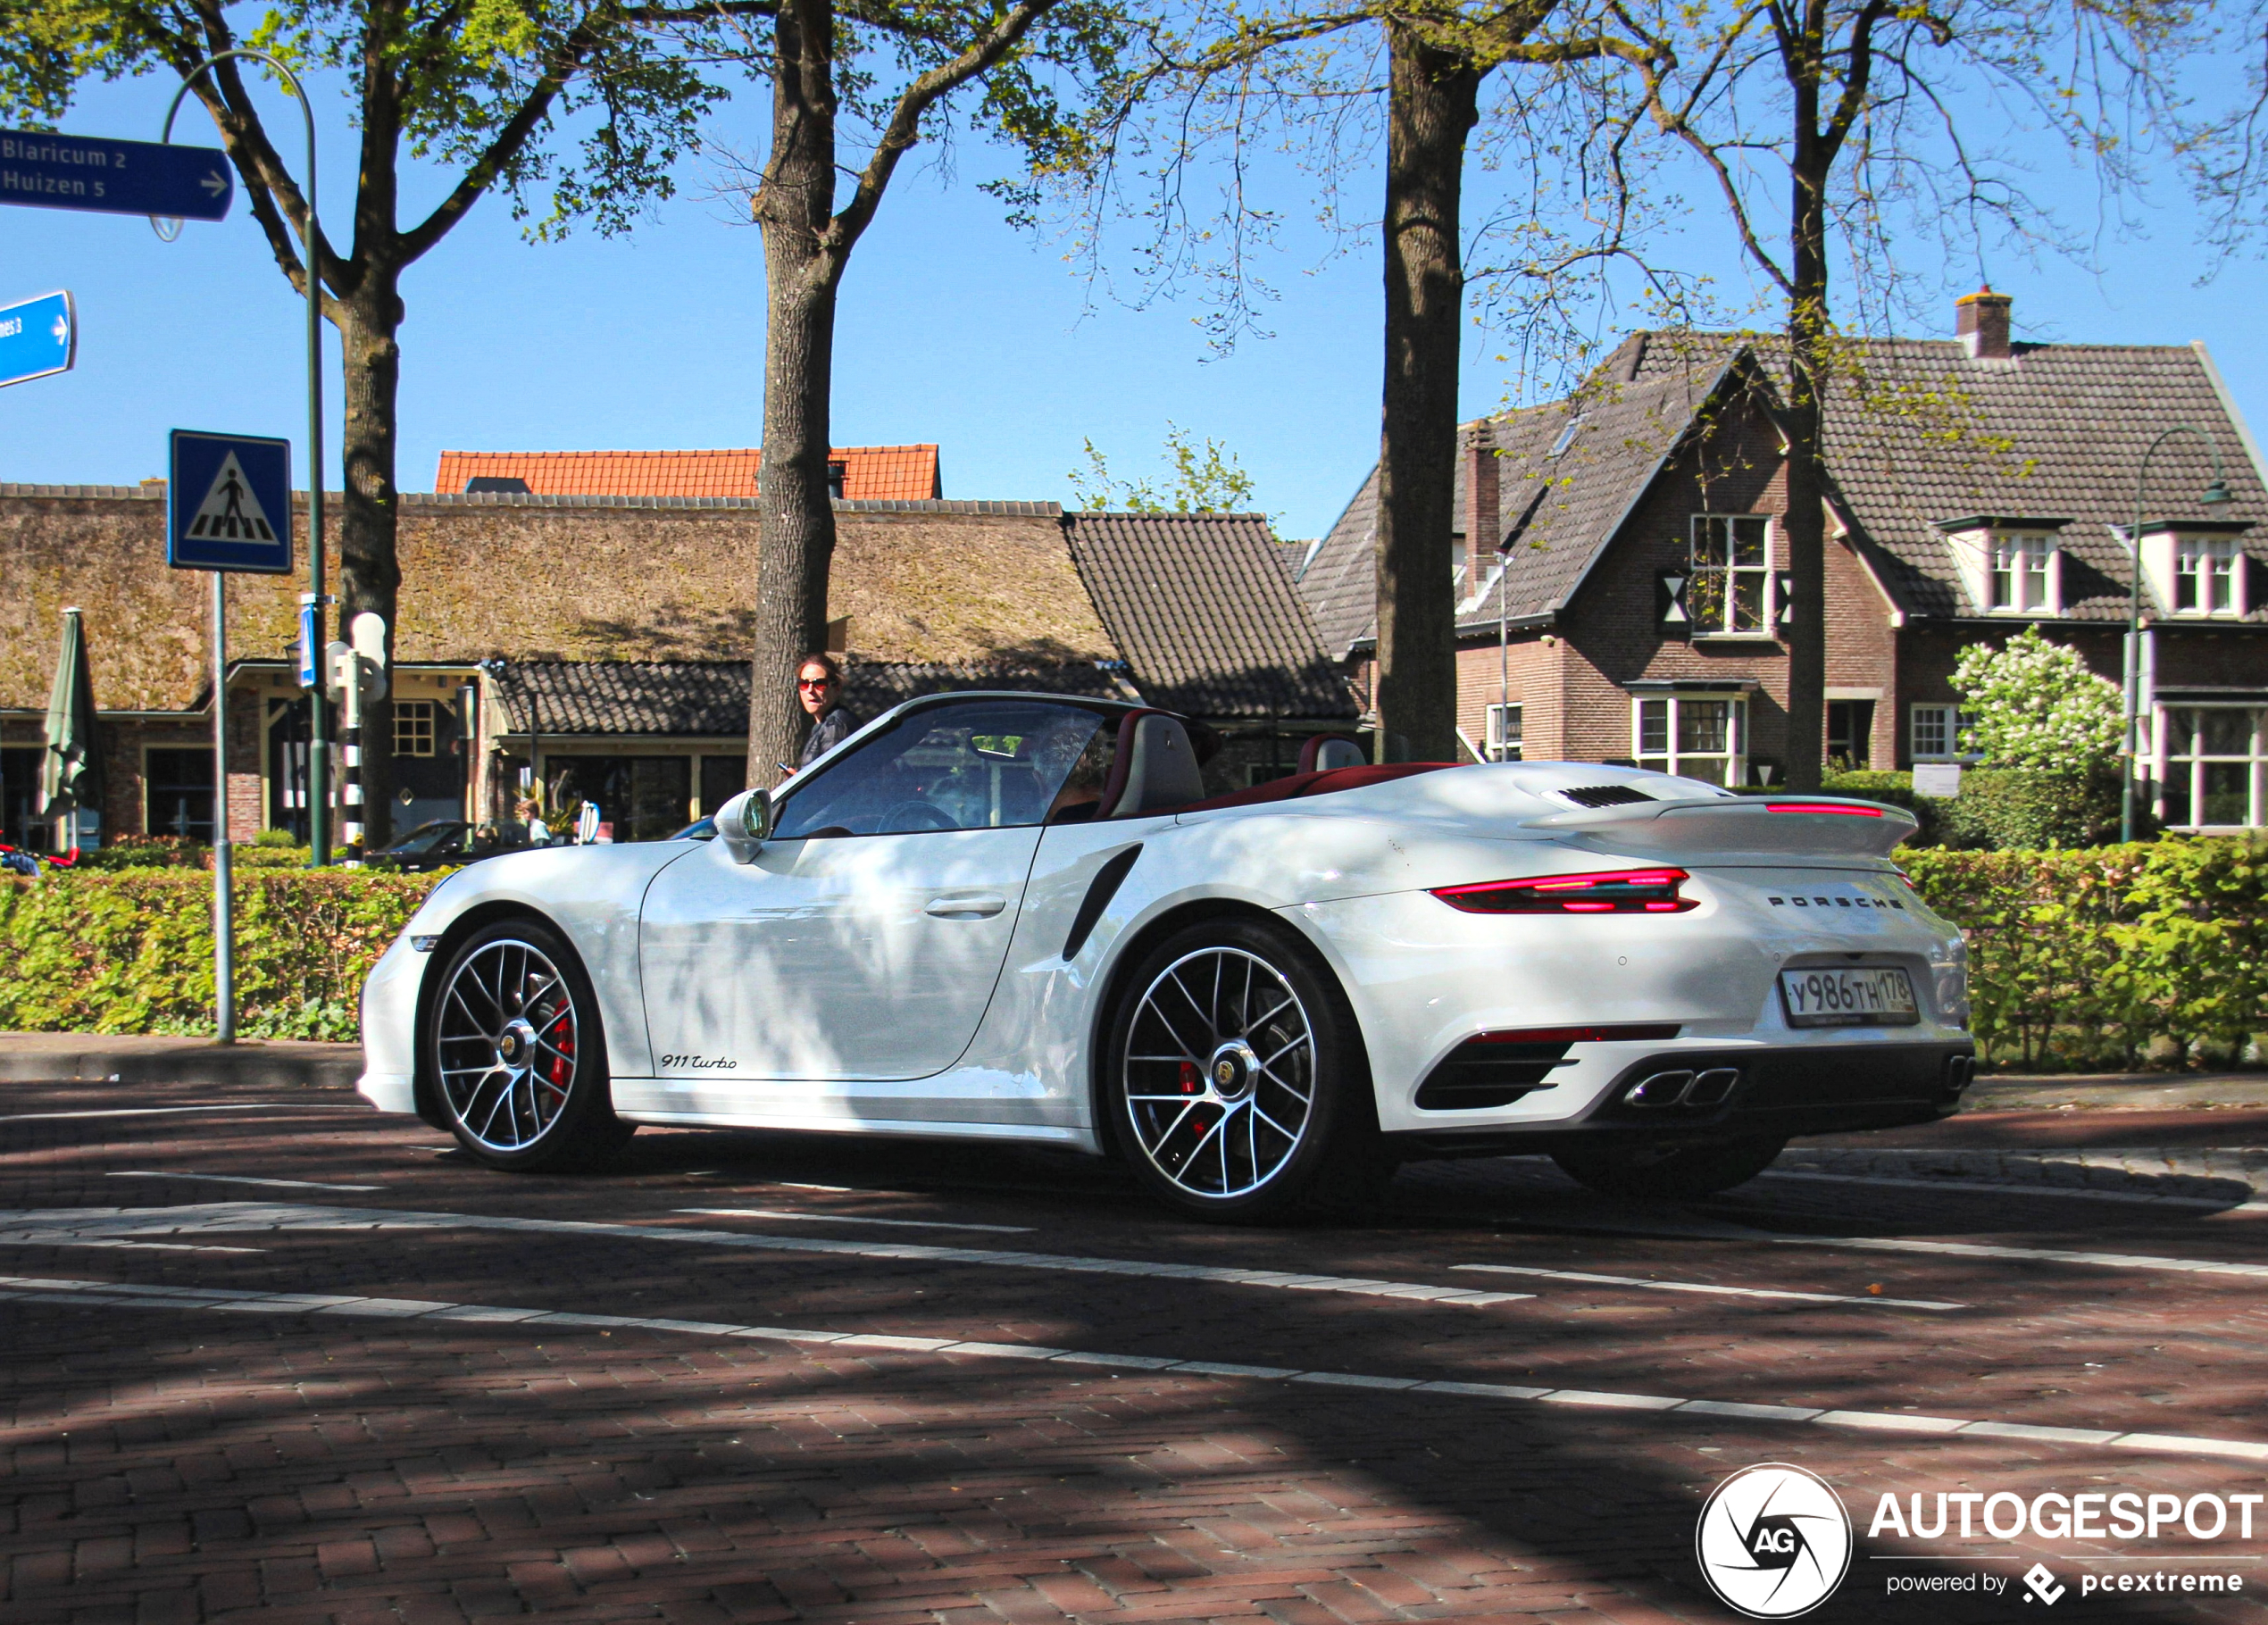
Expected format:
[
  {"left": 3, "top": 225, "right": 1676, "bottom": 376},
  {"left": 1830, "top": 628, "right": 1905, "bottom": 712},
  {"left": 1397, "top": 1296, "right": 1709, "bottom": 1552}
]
[{"left": 1519, "top": 796, "right": 1916, "bottom": 857}]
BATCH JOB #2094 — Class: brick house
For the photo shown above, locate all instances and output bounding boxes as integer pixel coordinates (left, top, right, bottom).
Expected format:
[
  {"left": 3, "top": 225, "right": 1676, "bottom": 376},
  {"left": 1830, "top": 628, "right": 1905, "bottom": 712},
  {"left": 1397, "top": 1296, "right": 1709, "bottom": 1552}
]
[
  {"left": 1293, "top": 294, "right": 2268, "bottom": 828},
  {"left": 1, "top": 471, "right": 1351, "bottom": 849}
]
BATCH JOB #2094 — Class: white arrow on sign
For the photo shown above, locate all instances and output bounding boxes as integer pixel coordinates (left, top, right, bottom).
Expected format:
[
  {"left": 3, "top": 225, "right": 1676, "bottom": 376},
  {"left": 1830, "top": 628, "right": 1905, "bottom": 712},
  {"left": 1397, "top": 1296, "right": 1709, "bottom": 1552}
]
[
  {"left": 201, "top": 171, "right": 227, "bottom": 196},
  {"left": 50, "top": 312, "right": 68, "bottom": 344}
]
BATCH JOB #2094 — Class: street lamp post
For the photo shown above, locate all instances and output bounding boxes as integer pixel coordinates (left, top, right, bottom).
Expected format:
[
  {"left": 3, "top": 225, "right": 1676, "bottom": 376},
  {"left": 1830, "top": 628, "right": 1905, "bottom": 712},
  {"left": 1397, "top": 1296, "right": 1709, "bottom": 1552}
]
[
  {"left": 2122, "top": 425, "right": 2235, "bottom": 843},
  {"left": 157, "top": 51, "right": 335, "bottom": 865}
]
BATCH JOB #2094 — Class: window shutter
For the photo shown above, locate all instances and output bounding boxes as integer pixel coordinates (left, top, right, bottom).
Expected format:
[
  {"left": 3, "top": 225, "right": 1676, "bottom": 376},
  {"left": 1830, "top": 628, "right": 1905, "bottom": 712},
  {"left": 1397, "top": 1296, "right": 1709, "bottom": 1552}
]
[
  {"left": 1657, "top": 571, "right": 1689, "bottom": 632},
  {"left": 1776, "top": 571, "right": 1795, "bottom": 627}
]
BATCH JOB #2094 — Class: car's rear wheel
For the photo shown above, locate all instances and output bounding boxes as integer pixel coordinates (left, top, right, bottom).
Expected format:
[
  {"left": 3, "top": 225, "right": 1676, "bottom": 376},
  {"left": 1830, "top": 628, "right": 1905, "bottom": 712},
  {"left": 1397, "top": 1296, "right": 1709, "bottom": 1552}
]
[
  {"left": 1551, "top": 1135, "right": 1786, "bottom": 1200},
  {"left": 1105, "top": 917, "right": 1380, "bottom": 1222},
  {"left": 427, "top": 918, "right": 633, "bottom": 1171}
]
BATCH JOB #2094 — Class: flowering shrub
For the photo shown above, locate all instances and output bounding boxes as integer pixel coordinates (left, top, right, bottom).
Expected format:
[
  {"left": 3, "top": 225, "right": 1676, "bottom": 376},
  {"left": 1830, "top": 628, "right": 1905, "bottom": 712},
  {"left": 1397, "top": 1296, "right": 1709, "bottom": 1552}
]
[{"left": 1950, "top": 626, "right": 2124, "bottom": 771}]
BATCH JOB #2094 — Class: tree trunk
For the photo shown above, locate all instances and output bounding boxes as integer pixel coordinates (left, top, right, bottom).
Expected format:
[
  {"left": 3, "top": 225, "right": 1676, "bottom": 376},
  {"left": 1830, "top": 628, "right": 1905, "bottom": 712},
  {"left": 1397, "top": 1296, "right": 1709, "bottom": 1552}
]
[
  {"left": 747, "top": 0, "right": 845, "bottom": 786},
  {"left": 1780, "top": 129, "right": 1830, "bottom": 794},
  {"left": 338, "top": 266, "right": 406, "bottom": 847},
  {"left": 1374, "top": 24, "right": 1480, "bottom": 765}
]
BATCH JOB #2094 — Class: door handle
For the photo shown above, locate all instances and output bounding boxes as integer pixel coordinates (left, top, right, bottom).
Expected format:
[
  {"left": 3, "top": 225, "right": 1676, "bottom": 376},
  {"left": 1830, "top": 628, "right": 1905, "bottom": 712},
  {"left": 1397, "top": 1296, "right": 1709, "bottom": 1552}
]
[{"left": 925, "top": 894, "right": 1007, "bottom": 919}]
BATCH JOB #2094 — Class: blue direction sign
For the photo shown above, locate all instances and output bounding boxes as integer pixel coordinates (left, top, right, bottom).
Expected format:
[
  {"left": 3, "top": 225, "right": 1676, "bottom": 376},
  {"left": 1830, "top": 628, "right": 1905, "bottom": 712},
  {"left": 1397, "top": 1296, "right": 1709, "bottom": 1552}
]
[
  {"left": 1, "top": 129, "right": 232, "bottom": 221},
  {"left": 169, "top": 430, "right": 293, "bottom": 575},
  {"left": 0, "top": 290, "right": 72, "bottom": 388}
]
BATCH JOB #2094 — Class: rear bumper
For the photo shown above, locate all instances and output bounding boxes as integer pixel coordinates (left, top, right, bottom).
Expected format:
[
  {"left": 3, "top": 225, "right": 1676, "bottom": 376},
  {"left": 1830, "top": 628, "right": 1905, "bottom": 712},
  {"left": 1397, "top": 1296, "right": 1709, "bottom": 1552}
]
[{"left": 1383, "top": 1039, "right": 1975, "bottom": 1158}]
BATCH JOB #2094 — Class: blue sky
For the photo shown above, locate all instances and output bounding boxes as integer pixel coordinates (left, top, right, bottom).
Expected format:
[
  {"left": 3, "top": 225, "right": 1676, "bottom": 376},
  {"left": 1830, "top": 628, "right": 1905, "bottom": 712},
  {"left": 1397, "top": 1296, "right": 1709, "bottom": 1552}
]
[{"left": 4, "top": 66, "right": 2264, "bottom": 543}]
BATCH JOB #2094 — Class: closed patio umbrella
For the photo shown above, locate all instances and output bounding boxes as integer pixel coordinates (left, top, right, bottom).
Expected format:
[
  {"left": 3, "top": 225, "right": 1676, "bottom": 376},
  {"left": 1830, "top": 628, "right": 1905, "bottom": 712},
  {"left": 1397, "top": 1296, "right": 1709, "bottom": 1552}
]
[{"left": 41, "top": 606, "right": 101, "bottom": 847}]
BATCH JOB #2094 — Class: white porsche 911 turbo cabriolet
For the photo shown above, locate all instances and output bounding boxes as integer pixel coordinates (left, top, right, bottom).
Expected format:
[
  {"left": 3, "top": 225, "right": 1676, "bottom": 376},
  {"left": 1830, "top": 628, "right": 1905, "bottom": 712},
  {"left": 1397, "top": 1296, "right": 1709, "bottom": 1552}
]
[{"left": 358, "top": 690, "right": 1975, "bottom": 1221}]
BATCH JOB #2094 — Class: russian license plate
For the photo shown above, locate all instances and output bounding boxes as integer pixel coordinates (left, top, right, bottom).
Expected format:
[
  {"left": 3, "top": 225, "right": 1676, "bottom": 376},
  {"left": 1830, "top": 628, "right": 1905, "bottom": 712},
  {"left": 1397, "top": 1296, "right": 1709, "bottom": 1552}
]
[{"left": 1779, "top": 965, "right": 1920, "bottom": 1028}]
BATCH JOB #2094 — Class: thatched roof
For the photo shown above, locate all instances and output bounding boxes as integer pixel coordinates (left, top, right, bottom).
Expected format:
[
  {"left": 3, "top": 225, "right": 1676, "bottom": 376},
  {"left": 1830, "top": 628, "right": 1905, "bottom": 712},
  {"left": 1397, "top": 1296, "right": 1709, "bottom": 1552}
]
[{"left": 0, "top": 491, "right": 1113, "bottom": 712}]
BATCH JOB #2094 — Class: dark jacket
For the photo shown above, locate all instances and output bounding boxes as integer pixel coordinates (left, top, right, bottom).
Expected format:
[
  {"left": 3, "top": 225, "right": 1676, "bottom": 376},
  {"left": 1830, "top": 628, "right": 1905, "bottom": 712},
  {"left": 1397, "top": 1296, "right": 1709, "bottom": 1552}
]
[{"left": 799, "top": 704, "right": 859, "bottom": 767}]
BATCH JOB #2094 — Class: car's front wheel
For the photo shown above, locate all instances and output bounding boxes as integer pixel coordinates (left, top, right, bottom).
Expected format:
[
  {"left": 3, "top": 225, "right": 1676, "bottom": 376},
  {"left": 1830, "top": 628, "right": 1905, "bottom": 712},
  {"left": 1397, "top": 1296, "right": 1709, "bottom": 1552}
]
[
  {"left": 1105, "top": 916, "right": 1380, "bottom": 1222},
  {"left": 426, "top": 918, "right": 633, "bottom": 1171},
  {"left": 1551, "top": 1135, "right": 1786, "bottom": 1200}
]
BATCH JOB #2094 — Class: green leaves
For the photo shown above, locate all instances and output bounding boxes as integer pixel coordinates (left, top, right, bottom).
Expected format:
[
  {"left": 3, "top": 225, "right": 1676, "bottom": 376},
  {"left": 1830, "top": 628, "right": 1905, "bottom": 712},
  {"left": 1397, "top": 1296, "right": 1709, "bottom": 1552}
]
[
  {"left": 1068, "top": 422, "right": 1259, "bottom": 512},
  {"left": 0, "top": 869, "right": 438, "bottom": 1041},
  {"left": 1905, "top": 837, "right": 2268, "bottom": 1071}
]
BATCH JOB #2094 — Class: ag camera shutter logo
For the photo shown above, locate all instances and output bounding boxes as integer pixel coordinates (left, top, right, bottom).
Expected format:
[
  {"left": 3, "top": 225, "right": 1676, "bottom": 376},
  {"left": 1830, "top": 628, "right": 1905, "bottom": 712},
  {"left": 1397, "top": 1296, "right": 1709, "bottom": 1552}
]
[{"left": 1696, "top": 1463, "right": 1853, "bottom": 1618}]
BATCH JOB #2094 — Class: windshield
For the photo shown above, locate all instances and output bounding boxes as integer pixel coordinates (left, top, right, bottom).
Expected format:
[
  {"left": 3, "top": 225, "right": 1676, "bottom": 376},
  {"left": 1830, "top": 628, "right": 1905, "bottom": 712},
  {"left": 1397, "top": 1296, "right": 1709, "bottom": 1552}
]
[{"left": 773, "top": 702, "right": 1112, "bottom": 838}]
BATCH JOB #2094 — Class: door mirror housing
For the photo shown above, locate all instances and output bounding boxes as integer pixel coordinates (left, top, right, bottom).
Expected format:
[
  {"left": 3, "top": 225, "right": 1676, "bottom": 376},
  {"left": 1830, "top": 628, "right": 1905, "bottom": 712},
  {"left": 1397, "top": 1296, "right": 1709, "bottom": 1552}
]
[{"left": 714, "top": 788, "right": 772, "bottom": 862}]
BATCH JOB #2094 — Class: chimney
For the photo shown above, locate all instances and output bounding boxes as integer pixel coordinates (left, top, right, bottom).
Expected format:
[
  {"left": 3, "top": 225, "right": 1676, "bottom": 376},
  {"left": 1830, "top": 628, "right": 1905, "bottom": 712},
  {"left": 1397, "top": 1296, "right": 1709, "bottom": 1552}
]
[
  {"left": 1956, "top": 287, "right": 2013, "bottom": 361},
  {"left": 1464, "top": 421, "right": 1500, "bottom": 584}
]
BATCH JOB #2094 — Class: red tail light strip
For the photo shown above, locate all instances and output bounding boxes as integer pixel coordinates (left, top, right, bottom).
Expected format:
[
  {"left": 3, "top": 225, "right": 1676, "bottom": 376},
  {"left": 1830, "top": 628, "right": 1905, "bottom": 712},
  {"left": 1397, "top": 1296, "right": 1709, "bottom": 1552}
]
[
  {"left": 1764, "top": 802, "right": 1883, "bottom": 816},
  {"left": 1430, "top": 867, "right": 1699, "bottom": 914},
  {"left": 1469, "top": 1023, "right": 1682, "bottom": 1046}
]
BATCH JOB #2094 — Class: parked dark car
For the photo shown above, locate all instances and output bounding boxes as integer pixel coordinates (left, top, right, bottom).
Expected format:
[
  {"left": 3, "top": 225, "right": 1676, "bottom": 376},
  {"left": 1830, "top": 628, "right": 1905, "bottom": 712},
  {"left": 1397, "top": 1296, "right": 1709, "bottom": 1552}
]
[{"left": 372, "top": 820, "right": 545, "bottom": 872}]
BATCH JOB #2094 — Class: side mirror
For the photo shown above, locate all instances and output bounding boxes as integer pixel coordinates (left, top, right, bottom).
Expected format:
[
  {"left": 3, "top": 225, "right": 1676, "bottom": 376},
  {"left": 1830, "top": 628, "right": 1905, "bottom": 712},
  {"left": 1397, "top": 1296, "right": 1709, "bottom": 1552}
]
[{"left": 714, "top": 788, "right": 772, "bottom": 863}]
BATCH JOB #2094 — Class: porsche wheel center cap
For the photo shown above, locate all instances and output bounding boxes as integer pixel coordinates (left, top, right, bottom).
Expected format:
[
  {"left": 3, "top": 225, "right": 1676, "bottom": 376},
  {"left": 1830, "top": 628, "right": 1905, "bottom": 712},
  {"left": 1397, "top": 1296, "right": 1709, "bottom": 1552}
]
[
  {"left": 497, "top": 1018, "right": 538, "bottom": 1068},
  {"left": 1208, "top": 1040, "right": 1261, "bottom": 1102}
]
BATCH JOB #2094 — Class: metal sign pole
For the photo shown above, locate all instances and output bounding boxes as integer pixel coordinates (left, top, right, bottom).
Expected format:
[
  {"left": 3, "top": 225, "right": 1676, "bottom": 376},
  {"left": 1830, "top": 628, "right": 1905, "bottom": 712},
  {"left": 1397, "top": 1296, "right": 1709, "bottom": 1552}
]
[
  {"left": 210, "top": 571, "right": 235, "bottom": 1042},
  {"left": 158, "top": 51, "right": 330, "bottom": 865}
]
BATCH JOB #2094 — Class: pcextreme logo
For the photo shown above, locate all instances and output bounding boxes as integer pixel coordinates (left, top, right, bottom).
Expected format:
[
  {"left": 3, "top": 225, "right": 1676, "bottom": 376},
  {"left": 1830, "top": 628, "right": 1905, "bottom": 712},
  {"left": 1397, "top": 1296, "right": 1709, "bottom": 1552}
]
[{"left": 1696, "top": 1463, "right": 1855, "bottom": 1618}]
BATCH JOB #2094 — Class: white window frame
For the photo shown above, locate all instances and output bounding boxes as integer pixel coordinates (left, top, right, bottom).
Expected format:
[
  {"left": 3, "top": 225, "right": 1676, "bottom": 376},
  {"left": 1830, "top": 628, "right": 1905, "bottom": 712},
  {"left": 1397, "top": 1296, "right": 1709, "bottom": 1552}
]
[
  {"left": 393, "top": 698, "right": 438, "bottom": 758},
  {"left": 1633, "top": 694, "right": 1746, "bottom": 786},
  {"left": 1909, "top": 704, "right": 1982, "bottom": 763},
  {"left": 1486, "top": 703, "right": 1523, "bottom": 762},
  {"left": 2173, "top": 538, "right": 2242, "bottom": 617},
  {"left": 1988, "top": 534, "right": 2056, "bottom": 612},
  {"left": 2152, "top": 704, "right": 2267, "bottom": 829},
  {"left": 1688, "top": 515, "right": 1776, "bottom": 638}
]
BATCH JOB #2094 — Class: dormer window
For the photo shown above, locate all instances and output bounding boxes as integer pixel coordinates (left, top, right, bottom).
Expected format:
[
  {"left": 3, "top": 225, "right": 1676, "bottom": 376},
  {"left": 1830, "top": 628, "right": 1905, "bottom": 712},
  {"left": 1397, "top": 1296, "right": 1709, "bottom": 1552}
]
[
  {"left": 1688, "top": 515, "right": 1775, "bottom": 636},
  {"left": 1989, "top": 536, "right": 2053, "bottom": 612},
  {"left": 2175, "top": 538, "right": 2239, "bottom": 614}
]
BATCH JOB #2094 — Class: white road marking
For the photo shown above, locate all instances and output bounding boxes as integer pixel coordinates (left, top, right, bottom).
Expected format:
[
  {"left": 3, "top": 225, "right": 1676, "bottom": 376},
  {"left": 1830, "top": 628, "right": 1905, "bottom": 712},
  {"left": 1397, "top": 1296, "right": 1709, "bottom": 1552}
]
[
  {"left": 0, "top": 1238, "right": 261, "bottom": 1254},
  {"left": 1778, "top": 1233, "right": 2268, "bottom": 1281},
  {"left": 8, "top": 1270, "right": 2263, "bottom": 1464},
  {"left": 0, "top": 1105, "right": 363, "bottom": 1123},
  {"left": 1451, "top": 1261, "right": 1962, "bottom": 1311},
  {"left": 110, "top": 1171, "right": 381, "bottom": 1193},
  {"left": 678, "top": 1207, "right": 1032, "bottom": 1235},
  {"left": 0, "top": 1204, "right": 1534, "bottom": 1307},
  {"left": 1754, "top": 1169, "right": 2267, "bottom": 1212}
]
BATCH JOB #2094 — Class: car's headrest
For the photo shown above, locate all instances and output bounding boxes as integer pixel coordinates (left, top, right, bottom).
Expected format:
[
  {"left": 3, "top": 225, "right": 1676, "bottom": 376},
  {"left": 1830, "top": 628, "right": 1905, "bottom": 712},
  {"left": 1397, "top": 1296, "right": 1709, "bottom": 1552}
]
[
  {"left": 1298, "top": 733, "right": 1367, "bottom": 774},
  {"left": 1097, "top": 711, "right": 1206, "bottom": 819}
]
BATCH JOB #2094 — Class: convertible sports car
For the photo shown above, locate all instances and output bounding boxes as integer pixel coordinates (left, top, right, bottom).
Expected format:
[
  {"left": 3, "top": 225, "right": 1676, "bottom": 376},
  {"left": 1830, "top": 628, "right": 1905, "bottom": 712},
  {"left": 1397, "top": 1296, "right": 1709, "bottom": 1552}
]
[{"left": 358, "top": 691, "right": 1975, "bottom": 1221}]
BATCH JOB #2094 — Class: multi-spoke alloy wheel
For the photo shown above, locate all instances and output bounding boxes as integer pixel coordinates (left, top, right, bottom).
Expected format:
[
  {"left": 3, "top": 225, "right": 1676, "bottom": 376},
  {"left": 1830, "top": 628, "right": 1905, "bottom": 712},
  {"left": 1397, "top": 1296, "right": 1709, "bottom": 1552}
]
[
  {"left": 437, "top": 937, "right": 580, "bottom": 1153},
  {"left": 1123, "top": 946, "right": 1316, "bottom": 1199},
  {"left": 426, "top": 920, "right": 630, "bottom": 1170},
  {"left": 1104, "top": 905, "right": 1396, "bottom": 1223}
]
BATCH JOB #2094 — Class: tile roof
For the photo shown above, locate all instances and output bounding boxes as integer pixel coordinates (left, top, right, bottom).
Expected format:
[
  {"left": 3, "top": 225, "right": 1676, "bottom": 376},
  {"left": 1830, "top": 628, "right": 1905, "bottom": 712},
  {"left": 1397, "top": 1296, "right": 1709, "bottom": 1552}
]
[
  {"left": 488, "top": 659, "right": 1138, "bottom": 736},
  {"left": 1297, "top": 341, "right": 1739, "bottom": 655},
  {"left": 1298, "top": 325, "right": 2268, "bottom": 643},
  {"left": 433, "top": 446, "right": 942, "bottom": 502},
  {"left": 1064, "top": 512, "right": 1358, "bottom": 719}
]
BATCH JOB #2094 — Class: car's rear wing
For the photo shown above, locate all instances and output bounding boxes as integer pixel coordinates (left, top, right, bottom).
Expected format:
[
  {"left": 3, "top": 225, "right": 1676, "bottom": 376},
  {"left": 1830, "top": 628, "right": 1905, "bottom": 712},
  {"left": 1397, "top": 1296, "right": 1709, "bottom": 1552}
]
[{"left": 1518, "top": 796, "right": 1917, "bottom": 858}]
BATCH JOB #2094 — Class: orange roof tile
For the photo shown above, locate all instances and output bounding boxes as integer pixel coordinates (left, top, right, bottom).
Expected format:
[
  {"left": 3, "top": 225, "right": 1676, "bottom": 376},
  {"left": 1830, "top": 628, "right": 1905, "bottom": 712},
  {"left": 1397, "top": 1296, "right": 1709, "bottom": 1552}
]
[{"left": 434, "top": 445, "right": 941, "bottom": 502}]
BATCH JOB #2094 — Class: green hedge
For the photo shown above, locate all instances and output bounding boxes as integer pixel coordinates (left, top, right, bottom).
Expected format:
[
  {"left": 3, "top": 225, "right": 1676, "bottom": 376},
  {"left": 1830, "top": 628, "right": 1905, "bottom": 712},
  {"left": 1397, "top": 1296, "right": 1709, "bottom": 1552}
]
[
  {"left": 1822, "top": 769, "right": 2123, "bottom": 850},
  {"left": 1905, "top": 839, "right": 2268, "bottom": 1071},
  {"left": 0, "top": 870, "right": 436, "bottom": 1041},
  {"left": 7, "top": 841, "right": 2267, "bottom": 1071}
]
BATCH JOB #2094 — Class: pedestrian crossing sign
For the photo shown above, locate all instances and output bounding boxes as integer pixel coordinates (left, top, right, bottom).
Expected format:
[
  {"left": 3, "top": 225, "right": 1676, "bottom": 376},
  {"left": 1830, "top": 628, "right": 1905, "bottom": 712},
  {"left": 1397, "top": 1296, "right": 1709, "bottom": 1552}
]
[{"left": 167, "top": 429, "right": 292, "bottom": 573}]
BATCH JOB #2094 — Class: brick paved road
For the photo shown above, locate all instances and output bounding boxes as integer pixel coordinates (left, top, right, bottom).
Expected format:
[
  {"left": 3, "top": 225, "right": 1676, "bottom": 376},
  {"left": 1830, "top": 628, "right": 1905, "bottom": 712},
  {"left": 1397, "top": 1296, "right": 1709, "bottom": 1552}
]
[{"left": 3, "top": 1075, "right": 2264, "bottom": 1623}]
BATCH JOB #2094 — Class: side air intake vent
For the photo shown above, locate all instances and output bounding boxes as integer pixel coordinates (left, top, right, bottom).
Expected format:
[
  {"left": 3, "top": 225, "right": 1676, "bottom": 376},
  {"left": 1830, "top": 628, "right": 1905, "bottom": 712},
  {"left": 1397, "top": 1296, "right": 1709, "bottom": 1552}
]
[
  {"left": 1414, "top": 1038, "right": 1573, "bottom": 1111},
  {"left": 1561, "top": 784, "right": 1655, "bottom": 809}
]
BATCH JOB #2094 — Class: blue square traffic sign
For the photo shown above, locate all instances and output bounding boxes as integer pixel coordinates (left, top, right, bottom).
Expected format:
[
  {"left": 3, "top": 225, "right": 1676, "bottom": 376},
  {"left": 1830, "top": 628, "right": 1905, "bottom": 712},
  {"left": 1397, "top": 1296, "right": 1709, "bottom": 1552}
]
[{"left": 168, "top": 429, "right": 293, "bottom": 574}]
